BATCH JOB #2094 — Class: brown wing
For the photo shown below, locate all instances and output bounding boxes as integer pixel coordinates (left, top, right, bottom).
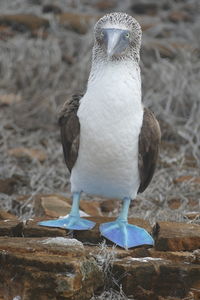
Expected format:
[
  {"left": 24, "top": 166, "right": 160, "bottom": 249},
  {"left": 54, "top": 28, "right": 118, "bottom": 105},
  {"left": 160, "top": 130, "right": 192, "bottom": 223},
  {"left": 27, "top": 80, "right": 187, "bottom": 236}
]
[
  {"left": 138, "top": 108, "right": 161, "bottom": 193},
  {"left": 58, "top": 94, "right": 83, "bottom": 172}
]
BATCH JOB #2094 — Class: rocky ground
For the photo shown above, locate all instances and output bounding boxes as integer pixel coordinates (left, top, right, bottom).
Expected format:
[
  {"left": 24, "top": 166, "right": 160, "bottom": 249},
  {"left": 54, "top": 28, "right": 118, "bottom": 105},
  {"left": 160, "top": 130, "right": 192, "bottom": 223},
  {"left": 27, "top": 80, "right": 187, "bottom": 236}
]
[
  {"left": 0, "top": 0, "right": 199, "bottom": 299},
  {"left": 0, "top": 209, "right": 199, "bottom": 300}
]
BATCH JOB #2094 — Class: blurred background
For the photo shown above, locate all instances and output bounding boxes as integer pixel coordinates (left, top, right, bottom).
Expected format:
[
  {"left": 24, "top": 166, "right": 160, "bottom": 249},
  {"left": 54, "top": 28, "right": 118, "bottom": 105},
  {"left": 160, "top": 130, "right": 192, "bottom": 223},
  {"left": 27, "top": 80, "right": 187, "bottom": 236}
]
[{"left": 0, "top": 0, "right": 199, "bottom": 223}]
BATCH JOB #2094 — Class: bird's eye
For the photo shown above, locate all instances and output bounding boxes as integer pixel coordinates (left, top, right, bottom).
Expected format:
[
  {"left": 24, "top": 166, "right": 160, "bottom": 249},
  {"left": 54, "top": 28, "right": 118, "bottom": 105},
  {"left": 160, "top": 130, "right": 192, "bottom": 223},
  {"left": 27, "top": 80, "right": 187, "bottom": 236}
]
[
  {"left": 100, "top": 31, "right": 104, "bottom": 38},
  {"left": 125, "top": 32, "right": 130, "bottom": 39}
]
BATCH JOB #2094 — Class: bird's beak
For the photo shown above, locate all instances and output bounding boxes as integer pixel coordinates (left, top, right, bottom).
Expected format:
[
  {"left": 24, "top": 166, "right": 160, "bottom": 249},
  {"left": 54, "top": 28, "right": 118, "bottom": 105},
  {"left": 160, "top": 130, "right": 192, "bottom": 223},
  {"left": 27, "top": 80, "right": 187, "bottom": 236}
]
[{"left": 103, "top": 28, "right": 129, "bottom": 57}]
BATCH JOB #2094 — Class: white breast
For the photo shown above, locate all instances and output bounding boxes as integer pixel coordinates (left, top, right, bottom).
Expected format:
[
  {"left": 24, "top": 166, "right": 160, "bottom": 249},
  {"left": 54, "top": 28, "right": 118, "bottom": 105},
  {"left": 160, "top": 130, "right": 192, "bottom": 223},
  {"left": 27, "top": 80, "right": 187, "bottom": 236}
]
[{"left": 70, "top": 61, "right": 143, "bottom": 199}]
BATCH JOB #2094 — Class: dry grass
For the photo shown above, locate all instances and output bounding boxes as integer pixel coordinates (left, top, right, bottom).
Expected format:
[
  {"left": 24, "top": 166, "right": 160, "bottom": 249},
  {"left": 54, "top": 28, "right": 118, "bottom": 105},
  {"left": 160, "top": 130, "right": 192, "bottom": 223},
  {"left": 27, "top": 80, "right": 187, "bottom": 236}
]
[
  {"left": 92, "top": 241, "right": 134, "bottom": 300},
  {"left": 91, "top": 289, "right": 133, "bottom": 300}
]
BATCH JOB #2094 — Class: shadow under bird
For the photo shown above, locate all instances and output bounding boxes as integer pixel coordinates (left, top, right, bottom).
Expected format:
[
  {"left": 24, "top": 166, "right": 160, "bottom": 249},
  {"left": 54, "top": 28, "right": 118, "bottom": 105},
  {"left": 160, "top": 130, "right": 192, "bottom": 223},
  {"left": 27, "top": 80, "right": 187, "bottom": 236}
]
[{"left": 38, "top": 12, "right": 161, "bottom": 249}]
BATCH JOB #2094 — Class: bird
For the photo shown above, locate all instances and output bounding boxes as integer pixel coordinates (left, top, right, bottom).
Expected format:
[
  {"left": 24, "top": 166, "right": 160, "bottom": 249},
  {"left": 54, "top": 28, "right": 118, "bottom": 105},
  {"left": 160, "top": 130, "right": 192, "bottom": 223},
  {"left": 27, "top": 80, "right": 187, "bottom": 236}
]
[{"left": 38, "top": 12, "right": 161, "bottom": 249}]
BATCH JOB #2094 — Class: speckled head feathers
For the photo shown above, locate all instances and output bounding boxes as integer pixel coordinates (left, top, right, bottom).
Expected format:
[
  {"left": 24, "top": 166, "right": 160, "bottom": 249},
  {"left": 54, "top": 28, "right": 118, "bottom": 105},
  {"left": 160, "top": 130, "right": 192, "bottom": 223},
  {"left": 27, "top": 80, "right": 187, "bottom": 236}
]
[
  {"left": 93, "top": 12, "right": 142, "bottom": 62},
  {"left": 95, "top": 12, "right": 141, "bottom": 33}
]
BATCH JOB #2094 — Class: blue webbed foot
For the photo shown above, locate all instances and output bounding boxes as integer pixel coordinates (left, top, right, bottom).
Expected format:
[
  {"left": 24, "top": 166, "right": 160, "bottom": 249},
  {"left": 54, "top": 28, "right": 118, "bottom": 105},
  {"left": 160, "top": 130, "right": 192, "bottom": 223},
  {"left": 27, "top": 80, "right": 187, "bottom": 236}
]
[
  {"left": 100, "top": 220, "right": 154, "bottom": 249},
  {"left": 38, "top": 215, "right": 96, "bottom": 230},
  {"left": 38, "top": 192, "right": 95, "bottom": 230}
]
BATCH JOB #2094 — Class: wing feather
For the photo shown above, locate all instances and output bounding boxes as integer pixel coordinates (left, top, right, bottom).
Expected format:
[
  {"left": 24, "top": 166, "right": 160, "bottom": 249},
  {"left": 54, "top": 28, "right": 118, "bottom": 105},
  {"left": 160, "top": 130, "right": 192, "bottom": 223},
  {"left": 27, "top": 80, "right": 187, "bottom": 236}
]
[
  {"left": 138, "top": 108, "right": 161, "bottom": 193},
  {"left": 58, "top": 94, "right": 82, "bottom": 172}
]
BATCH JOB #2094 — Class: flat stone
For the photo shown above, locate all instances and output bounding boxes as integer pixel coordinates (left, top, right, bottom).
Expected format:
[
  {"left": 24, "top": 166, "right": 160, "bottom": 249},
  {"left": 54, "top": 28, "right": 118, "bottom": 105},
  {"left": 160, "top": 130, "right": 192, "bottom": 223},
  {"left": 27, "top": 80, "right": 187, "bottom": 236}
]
[
  {"left": 73, "top": 217, "right": 152, "bottom": 246},
  {"left": 22, "top": 217, "right": 152, "bottom": 245},
  {"left": 80, "top": 200, "right": 103, "bottom": 217},
  {"left": 12, "top": 194, "right": 32, "bottom": 215},
  {"left": 112, "top": 257, "right": 200, "bottom": 299},
  {"left": 169, "top": 11, "right": 191, "bottom": 23},
  {"left": 0, "top": 210, "right": 17, "bottom": 220},
  {"left": 131, "top": 3, "right": 158, "bottom": 16},
  {"left": 0, "top": 176, "right": 18, "bottom": 195},
  {"left": 0, "top": 214, "right": 199, "bottom": 299},
  {"left": 143, "top": 41, "right": 199, "bottom": 62},
  {"left": 8, "top": 147, "right": 47, "bottom": 162},
  {"left": 23, "top": 219, "right": 68, "bottom": 238},
  {"left": 34, "top": 194, "right": 71, "bottom": 218},
  {"left": 34, "top": 194, "right": 103, "bottom": 218},
  {"left": 0, "top": 14, "right": 49, "bottom": 32},
  {"left": 99, "top": 198, "right": 118, "bottom": 213},
  {"left": 167, "top": 197, "right": 182, "bottom": 210},
  {"left": 0, "top": 237, "right": 103, "bottom": 300},
  {"left": 154, "top": 221, "right": 200, "bottom": 251},
  {"left": 94, "top": 0, "right": 117, "bottom": 11},
  {"left": 0, "top": 220, "right": 21, "bottom": 236},
  {"left": 59, "top": 12, "right": 99, "bottom": 34},
  {"left": 145, "top": 42, "right": 176, "bottom": 59},
  {"left": 149, "top": 248, "right": 200, "bottom": 264},
  {"left": 0, "top": 93, "right": 22, "bottom": 105},
  {"left": 42, "top": 4, "right": 62, "bottom": 14},
  {"left": 62, "top": 53, "right": 76, "bottom": 65},
  {"left": 184, "top": 212, "right": 200, "bottom": 221},
  {"left": 0, "top": 24, "right": 15, "bottom": 41},
  {"left": 173, "top": 175, "right": 200, "bottom": 184}
]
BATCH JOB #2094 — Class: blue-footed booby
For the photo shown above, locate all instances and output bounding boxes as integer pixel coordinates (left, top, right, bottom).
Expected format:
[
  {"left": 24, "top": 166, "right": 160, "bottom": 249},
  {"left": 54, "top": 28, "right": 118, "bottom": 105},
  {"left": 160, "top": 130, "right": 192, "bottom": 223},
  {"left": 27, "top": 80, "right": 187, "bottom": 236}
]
[{"left": 38, "top": 12, "right": 161, "bottom": 249}]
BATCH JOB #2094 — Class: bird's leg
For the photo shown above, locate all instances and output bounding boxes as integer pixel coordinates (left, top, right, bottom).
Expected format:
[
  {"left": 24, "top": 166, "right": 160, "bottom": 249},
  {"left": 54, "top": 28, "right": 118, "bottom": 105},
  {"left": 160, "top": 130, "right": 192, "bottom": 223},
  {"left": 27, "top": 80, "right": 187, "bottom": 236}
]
[
  {"left": 117, "top": 197, "right": 130, "bottom": 223},
  {"left": 100, "top": 197, "right": 154, "bottom": 249},
  {"left": 38, "top": 192, "right": 96, "bottom": 230}
]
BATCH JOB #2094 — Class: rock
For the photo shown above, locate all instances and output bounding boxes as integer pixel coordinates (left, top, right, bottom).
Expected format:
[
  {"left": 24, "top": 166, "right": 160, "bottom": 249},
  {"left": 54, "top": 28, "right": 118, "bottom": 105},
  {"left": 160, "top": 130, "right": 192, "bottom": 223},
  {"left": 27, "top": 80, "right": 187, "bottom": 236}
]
[
  {"left": 100, "top": 198, "right": 118, "bottom": 213},
  {"left": 0, "top": 217, "right": 152, "bottom": 245},
  {"left": 167, "top": 197, "right": 198, "bottom": 211},
  {"left": 153, "top": 221, "right": 200, "bottom": 251},
  {"left": 0, "top": 14, "right": 49, "bottom": 32},
  {"left": 31, "top": 29, "right": 49, "bottom": 39},
  {"left": 184, "top": 212, "right": 200, "bottom": 221},
  {"left": 143, "top": 41, "right": 199, "bottom": 61},
  {"left": 140, "top": 22, "right": 157, "bottom": 31},
  {"left": 0, "top": 215, "right": 199, "bottom": 299},
  {"left": 169, "top": 11, "right": 191, "bottom": 23},
  {"left": 0, "top": 237, "right": 104, "bottom": 299},
  {"left": 59, "top": 12, "right": 99, "bottom": 34},
  {"left": 34, "top": 194, "right": 103, "bottom": 218},
  {"left": 0, "top": 176, "right": 18, "bottom": 195},
  {"left": 80, "top": 200, "right": 103, "bottom": 217},
  {"left": 8, "top": 147, "right": 47, "bottom": 162},
  {"left": 167, "top": 198, "right": 182, "bottom": 210},
  {"left": 131, "top": 3, "right": 158, "bottom": 16},
  {"left": 0, "top": 93, "right": 21, "bottom": 105},
  {"left": 11, "top": 194, "right": 32, "bottom": 216},
  {"left": 13, "top": 216, "right": 151, "bottom": 245},
  {"left": 170, "top": 42, "right": 199, "bottom": 54},
  {"left": 112, "top": 256, "right": 200, "bottom": 299},
  {"left": 94, "top": 0, "right": 117, "bottom": 11},
  {"left": 0, "top": 174, "right": 25, "bottom": 195},
  {"left": 131, "top": 15, "right": 158, "bottom": 32},
  {"left": 143, "top": 42, "right": 176, "bottom": 59},
  {"left": 42, "top": 4, "right": 62, "bottom": 14},
  {"left": 34, "top": 194, "right": 71, "bottom": 218},
  {"left": 62, "top": 53, "right": 76, "bottom": 65},
  {"left": 0, "top": 220, "right": 21, "bottom": 236},
  {"left": 149, "top": 248, "right": 199, "bottom": 264},
  {"left": 174, "top": 175, "right": 200, "bottom": 184},
  {"left": 0, "top": 24, "right": 14, "bottom": 41},
  {"left": 0, "top": 210, "right": 17, "bottom": 220},
  {"left": 73, "top": 217, "right": 152, "bottom": 245},
  {"left": 187, "top": 198, "right": 199, "bottom": 208},
  {"left": 23, "top": 218, "right": 68, "bottom": 238}
]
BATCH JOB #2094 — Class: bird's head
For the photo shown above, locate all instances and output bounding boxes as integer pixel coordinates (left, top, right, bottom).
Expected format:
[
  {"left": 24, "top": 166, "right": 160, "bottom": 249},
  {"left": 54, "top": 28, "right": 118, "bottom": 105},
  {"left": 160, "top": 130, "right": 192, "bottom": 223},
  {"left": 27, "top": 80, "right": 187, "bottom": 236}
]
[{"left": 93, "top": 12, "right": 142, "bottom": 62}]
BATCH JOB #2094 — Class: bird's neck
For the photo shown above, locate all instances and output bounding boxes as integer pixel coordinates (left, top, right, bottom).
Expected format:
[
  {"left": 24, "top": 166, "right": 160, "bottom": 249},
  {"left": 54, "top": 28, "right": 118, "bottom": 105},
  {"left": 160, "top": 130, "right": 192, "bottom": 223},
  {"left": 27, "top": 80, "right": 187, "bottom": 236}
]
[
  {"left": 89, "top": 58, "right": 140, "bottom": 82},
  {"left": 86, "top": 59, "right": 142, "bottom": 109}
]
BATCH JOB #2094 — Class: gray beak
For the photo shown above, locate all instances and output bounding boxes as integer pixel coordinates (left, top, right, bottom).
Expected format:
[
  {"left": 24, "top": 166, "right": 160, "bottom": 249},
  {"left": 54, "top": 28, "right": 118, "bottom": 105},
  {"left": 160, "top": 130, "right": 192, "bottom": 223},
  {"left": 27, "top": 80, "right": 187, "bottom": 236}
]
[{"left": 102, "top": 28, "right": 130, "bottom": 57}]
